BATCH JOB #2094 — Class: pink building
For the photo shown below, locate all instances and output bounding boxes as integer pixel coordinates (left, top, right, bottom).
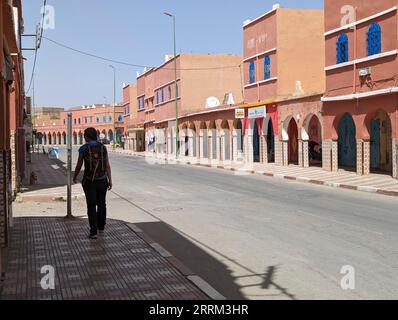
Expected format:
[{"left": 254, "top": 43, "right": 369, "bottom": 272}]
[
  {"left": 136, "top": 53, "right": 244, "bottom": 162},
  {"left": 241, "top": 4, "right": 325, "bottom": 167},
  {"left": 122, "top": 83, "right": 144, "bottom": 152},
  {"left": 35, "top": 104, "right": 124, "bottom": 146},
  {"left": 322, "top": 1, "right": 398, "bottom": 178}
]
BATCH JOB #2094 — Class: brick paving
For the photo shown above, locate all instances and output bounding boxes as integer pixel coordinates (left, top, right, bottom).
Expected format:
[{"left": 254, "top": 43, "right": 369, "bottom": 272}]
[{"left": 0, "top": 217, "right": 208, "bottom": 300}]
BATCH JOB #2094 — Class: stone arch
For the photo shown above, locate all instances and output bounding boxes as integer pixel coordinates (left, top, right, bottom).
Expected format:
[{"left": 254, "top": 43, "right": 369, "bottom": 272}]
[
  {"left": 62, "top": 132, "right": 66, "bottom": 145},
  {"left": 262, "top": 116, "right": 275, "bottom": 163},
  {"left": 200, "top": 121, "right": 208, "bottom": 159},
  {"left": 283, "top": 117, "right": 299, "bottom": 165},
  {"left": 338, "top": 113, "right": 357, "bottom": 169},
  {"left": 209, "top": 121, "right": 217, "bottom": 160},
  {"left": 73, "top": 132, "right": 78, "bottom": 145},
  {"left": 189, "top": 122, "right": 197, "bottom": 158},
  {"left": 78, "top": 131, "right": 84, "bottom": 145},
  {"left": 57, "top": 132, "right": 62, "bottom": 145},
  {"left": 365, "top": 109, "right": 393, "bottom": 174},
  {"left": 221, "top": 120, "right": 231, "bottom": 161},
  {"left": 302, "top": 113, "right": 323, "bottom": 166}
]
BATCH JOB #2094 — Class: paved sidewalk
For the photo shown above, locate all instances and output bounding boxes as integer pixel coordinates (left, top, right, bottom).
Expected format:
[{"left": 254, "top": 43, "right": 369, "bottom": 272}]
[
  {"left": 0, "top": 217, "right": 211, "bottom": 300},
  {"left": 17, "top": 152, "right": 84, "bottom": 202},
  {"left": 110, "top": 148, "right": 398, "bottom": 197}
]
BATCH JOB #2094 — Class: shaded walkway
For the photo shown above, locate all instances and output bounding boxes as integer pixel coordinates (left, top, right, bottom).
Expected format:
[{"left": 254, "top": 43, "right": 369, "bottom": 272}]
[{"left": 0, "top": 218, "right": 208, "bottom": 300}]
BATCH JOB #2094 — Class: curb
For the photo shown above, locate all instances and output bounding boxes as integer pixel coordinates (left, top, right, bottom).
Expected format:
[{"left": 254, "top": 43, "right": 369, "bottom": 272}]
[
  {"left": 15, "top": 193, "right": 85, "bottom": 203},
  {"left": 125, "top": 223, "right": 226, "bottom": 300}
]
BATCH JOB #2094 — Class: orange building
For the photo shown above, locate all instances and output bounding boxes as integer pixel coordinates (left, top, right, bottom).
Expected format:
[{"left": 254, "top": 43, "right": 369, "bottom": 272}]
[{"left": 0, "top": 0, "right": 25, "bottom": 278}]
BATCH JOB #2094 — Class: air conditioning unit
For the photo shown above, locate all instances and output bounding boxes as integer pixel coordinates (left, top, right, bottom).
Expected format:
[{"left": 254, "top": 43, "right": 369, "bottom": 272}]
[{"left": 359, "top": 67, "right": 371, "bottom": 77}]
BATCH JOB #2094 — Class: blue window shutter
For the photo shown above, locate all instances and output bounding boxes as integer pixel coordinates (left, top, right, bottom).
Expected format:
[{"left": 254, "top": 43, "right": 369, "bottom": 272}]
[
  {"left": 367, "top": 23, "right": 381, "bottom": 56},
  {"left": 249, "top": 62, "right": 255, "bottom": 84},
  {"left": 336, "top": 33, "right": 349, "bottom": 64},
  {"left": 264, "top": 56, "right": 271, "bottom": 80}
]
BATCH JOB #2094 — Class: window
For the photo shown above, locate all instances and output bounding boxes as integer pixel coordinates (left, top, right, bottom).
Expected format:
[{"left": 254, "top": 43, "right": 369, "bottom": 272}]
[
  {"left": 78, "top": 118, "right": 81, "bottom": 125},
  {"left": 118, "top": 115, "right": 123, "bottom": 122},
  {"left": 249, "top": 61, "right": 255, "bottom": 84},
  {"left": 109, "top": 116, "right": 112, "bottom": 122},
  {"left": 367, "top": 23, "right": 381, "bottom": 56},
  {"left": 264, "top": 56, "right": 271, "bottom": 80},
  {"left": 96, "top": 117, "right": 100, "bottom": 123},
  {"left": 103, "top": 116, "right": 106, "bottom": 123},
  {"left": 161, "top": 88, "right": 164, "bottom": 103},
  {"left": 156, "top": 91, "right": 159, "bottom": 105},
  {"left": 84, "top": 117, "right": 87, "bottom": 124},
  {"left": 336, "top": 33, "right": 349, "bottom": 64},
  {"left": 74, "top": 119, "right": 76, "bottom": 125},
  {"left": 168, "top": 86, "right": 171, "bottom": 100},
  {"left": 63, "top": 119, "right": 66, "bottom": 125},
  {"left": 138, "top": 98, "right": 141, "bottom": 109}
]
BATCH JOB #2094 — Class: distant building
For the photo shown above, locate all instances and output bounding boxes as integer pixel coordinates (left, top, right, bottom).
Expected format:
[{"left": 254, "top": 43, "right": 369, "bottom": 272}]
[{"left": 34, "top": 104, "right": 124, "bottom": 146}]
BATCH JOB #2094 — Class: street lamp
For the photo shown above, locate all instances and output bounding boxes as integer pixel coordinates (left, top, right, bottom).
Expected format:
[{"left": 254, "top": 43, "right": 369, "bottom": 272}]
[
  {"left": 164, "top": 12, "right": 179, "bottom": 158},
  {"left": 109, "top": 65, "right": 116, "bottom": 150}
]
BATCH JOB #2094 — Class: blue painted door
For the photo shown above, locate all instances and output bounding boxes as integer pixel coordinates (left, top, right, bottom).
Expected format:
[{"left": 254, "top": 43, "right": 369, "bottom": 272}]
[
  {"left": 253, "top": 121, "right": 260, "bottom": 162},
  {"left": 338, "top": 113, "right": 356, "bottom": 167},
  {"left": 370, "top": 119, "right": 381, "bottom": 169}
]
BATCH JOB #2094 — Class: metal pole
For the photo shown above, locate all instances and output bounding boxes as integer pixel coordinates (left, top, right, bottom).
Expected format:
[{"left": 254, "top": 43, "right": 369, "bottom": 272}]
[
  {"left": 66, "top": 112, "right": 73, "bottom": 219},
  {"left": 110, "top": 65, "right": 116, "bottom": 150},
  {"left": 173, "top": 15, "right": 179, "bottom": 159}
]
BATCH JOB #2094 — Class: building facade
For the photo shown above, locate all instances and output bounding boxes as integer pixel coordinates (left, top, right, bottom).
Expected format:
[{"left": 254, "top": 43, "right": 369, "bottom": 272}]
[
  {"left": 0, "top": 0, "right": 25, "bottom": 278},
  {"left": 322, "top": 0, "right": 398, "bottom": 178},
  {"left": 136, "top": 53, "right": 244, "bottom": 163},
  {"left": 34, "top": 104, "right": 125, "bottom": 146},
  {"left": 240, "top": 4, "right": 325, "bottom": 168},
  {"left": 122, "top": 83, "right": 144, "bottom": 152}
]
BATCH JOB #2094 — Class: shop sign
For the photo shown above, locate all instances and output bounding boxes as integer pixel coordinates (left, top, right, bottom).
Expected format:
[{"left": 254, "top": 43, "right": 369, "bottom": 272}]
[
  {"left": 235, "top": 108, "right": 245, "bottom": 119},
  {"left": 248, "top": 106, "right": 266, "bottom": 119}
]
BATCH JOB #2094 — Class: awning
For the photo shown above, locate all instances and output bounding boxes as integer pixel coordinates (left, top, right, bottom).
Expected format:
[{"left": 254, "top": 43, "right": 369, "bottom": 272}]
[{"left": 240, "top": 100, "right": 276, "bottom": 109}]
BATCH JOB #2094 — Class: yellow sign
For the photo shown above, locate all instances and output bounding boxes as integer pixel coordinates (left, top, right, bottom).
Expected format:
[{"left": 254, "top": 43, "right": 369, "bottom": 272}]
[{"left": 235, "top": 108, "right": 245, "bottom": 119}]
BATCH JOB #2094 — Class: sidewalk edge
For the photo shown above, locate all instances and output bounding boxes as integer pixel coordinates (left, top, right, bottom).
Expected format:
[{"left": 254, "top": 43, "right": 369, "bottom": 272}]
[{"left": 125, "top": 223, "right": 225, "bottom": 300}]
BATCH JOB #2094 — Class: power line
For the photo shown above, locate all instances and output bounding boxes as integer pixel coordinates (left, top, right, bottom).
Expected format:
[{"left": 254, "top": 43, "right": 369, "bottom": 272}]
[
  {"left": 42, "top": 36, "right": 242, "bottom": 71},
  {"left": 26, "top": 0, "right": 47, "bottom": 94}
]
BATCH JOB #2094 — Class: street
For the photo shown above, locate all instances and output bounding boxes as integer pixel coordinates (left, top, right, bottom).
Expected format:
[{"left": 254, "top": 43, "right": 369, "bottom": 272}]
[{"left": 58, "top": 147, "right": 398, "bottom": 300}]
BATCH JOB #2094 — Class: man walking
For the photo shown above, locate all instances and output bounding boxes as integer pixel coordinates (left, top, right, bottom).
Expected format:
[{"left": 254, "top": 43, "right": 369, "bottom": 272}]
[{"left": 73, "top": 127, "right": 113, "bottom": 239}]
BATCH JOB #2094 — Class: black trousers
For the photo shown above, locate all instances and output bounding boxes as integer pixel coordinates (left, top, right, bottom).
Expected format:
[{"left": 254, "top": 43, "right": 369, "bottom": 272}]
[{"left": 83, "top": 178, "right": 108, "bottom": 234}]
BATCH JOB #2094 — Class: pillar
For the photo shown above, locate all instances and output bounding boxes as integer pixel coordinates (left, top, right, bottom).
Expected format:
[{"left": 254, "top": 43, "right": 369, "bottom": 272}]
[
  {"left": 260, "top": 135, "right": 267, "bottom": 164},
  {"left": 232, "top": 133, "right": 238, "bottom": 163},
  {"left": 393, "top": 139, "right": 398, "bottom": 179}
]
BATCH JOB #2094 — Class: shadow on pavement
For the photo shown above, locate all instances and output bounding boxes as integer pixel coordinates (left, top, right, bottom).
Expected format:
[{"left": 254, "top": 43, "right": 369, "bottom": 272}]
[{"left": 135, "top": 221, "right": 296, "bottom": 300}]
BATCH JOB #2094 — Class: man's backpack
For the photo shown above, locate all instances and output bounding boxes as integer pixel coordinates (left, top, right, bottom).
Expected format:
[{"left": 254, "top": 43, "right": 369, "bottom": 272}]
[{"left": 83, "top": 143, "right": 108, "bottom": 181}]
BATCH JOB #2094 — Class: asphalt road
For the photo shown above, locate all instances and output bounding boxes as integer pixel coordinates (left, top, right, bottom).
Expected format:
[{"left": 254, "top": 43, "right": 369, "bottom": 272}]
[{"left": 58, "top": 146, "right": 398, "bottom": 300}]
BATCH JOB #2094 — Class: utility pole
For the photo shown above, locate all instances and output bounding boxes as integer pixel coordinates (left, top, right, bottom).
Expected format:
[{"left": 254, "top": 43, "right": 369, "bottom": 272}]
[
  {"left": 164, "top": 12, "right": 179, "bottom": 158},
  {"left": 110, "top": 65, "right": 116, "bottom": 150},
  {"left": 66, "top": 113, "right": 73, "bottom": 219}
]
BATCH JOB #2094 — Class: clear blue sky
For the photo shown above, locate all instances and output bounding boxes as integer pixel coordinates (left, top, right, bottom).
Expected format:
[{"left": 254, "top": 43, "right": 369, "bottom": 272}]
[{"left": 23, "top": 0, "right": 323, "bottom": 108}]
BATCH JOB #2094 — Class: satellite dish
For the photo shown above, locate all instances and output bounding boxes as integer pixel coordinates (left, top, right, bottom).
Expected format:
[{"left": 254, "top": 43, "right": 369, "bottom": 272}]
[{"left": 205, "top": 97, "right": 220, "bottom": 109}]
